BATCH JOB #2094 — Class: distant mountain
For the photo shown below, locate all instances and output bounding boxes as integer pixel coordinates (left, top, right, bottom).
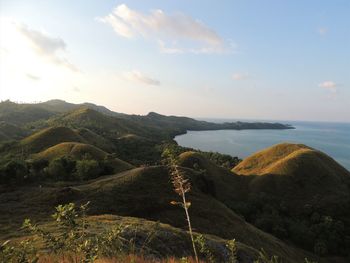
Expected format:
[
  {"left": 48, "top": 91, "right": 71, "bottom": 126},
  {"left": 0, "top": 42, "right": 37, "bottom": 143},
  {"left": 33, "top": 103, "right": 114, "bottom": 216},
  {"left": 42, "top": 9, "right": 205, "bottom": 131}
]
[
  {"left": 0, "top": 99, "right": 124, "bottom": 126},
  {"left": 0, "top": 100, "right": 293, "bottom": 134},
  {"left": 0, "top": 100, "right": 54, "bottom": 125},
  {"left": 0, "top": 121, "right": 28, "bottom": 141},
  {"left": 39, "top": 99, "right": 125, "bottom": 117}
]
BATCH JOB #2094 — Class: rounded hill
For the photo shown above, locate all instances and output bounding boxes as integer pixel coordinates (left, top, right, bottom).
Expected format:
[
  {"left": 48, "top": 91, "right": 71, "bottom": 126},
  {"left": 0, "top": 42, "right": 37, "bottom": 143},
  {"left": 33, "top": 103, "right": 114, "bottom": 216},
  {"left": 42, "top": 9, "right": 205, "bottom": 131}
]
[
  {"left": 232, "top": 143, "right": 350, "bottom": 215},
  {"left": 33, "top": 142, "right": 134, "bottom": 173},
  {"left": 20, "top": 126, "right": 85, "bottom": 153},
  {"left": 233, "top": 143, "right": 350, "bottom": 177},
  {"left": 33, "top": 142, "right": 107, "bottom": 161}
]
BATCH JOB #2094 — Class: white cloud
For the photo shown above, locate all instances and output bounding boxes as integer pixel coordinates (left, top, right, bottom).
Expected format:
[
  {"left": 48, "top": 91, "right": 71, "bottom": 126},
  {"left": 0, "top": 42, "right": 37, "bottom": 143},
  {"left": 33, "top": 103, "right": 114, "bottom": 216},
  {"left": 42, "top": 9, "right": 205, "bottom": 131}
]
[
  {"left": 73, "top": 86, "right": 80, "bottom": 92},
  {"left": 318, "top": 27, "right": 328, "bottom": 36},
  {"left": 26, "top": 73, "right": 40, "bottom": 81},
  {"left": 232, "top": 72, "right": 249, "bottom": 80},
  {"left": 124, "top": 70, "right": 160, "bottom": 86},
  {"left": 16, "top": 23, "right": 78, "bottom": 72},
  {"left": 318, "top": 81, "right": 337, "bottom": 93},
  {"left": 98, "top": 4, "right": 228, "bottom": 54}
]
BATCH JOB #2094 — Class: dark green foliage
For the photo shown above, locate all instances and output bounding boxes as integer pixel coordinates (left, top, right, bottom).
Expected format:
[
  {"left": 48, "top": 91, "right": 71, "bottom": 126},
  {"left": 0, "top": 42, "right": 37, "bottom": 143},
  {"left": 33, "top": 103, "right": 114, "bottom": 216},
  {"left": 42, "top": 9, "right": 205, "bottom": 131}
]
[
  {"left": 194, "top": 234, "right": 215, "bottom": 263},
  {"left": 254, "top": 249, "right": 281, "bottom": 263},
  {"left": 0, "top": 160, "right": 28, "bottom": 184},
  {"left": 27, "top": 158, "right": 49, "bottom": 179},
  {"left": 22, "top": 202, "right": 100, "bottom": 262},
  {"left": 160, "top": 142, "right": 241, "bottom": 169},
  {"left": 232, "top": 192, "right": 349, "bottom": 257},
  {"left": 75, "top": 159, "right": 101, "bottom": 180},
  {"left": 46, "top": 156, "right": 77, "bottom": 181},
  {"left": 0, "top": 239, "right": 39, "bottom": 263},
  {"left": 114, "top": 135, "right": 162, "bottom": 165},
  {"left": 199, "top": 151, "right": 241, "bottom": 169}
]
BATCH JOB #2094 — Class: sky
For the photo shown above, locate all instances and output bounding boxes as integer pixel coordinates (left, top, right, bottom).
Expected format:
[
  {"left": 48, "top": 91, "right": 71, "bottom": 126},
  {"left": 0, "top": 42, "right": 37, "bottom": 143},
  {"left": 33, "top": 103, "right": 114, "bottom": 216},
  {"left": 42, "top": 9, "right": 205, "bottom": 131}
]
[{"left": 0, "top": 0, "right": 349, "bottom": 122}]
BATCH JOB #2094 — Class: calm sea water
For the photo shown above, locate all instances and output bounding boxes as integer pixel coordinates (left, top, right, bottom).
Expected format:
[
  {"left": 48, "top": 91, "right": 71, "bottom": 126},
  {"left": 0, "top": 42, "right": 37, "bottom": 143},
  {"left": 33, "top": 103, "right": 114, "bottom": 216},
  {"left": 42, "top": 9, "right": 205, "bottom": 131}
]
[{"left": 175, "top": 120, "right": 350, "bottom": 171}]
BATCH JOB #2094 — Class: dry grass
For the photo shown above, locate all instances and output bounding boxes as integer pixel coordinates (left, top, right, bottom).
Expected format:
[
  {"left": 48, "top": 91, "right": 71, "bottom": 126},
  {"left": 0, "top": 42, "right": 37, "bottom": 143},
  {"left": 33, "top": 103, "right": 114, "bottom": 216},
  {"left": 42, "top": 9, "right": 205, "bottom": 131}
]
[
  {"left": 232, "top": 143, "right": 350, "bottom": 177},
  {"left": 0, "top": 165, "right": 319, "bottom": 263},
  {"left": 232, "top": 143, "right": 312, "bottom": 175},
  {"left": 20, "top": 126, "right": 86, "bottom": 153},
  {"left": 38, "top": 255, "right": 202, "bottom": 263},
  {"left": 33, "top": 142, "right": 108, "bottom": 161}
]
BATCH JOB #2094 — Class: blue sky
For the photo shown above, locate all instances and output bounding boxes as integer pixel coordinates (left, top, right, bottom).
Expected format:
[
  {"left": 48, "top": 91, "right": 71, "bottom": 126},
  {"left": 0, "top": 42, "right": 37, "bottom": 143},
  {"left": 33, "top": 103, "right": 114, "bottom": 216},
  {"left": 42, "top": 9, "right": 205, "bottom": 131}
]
[{"left": 0, "top": 0, "right": 349, "bottom": 122}]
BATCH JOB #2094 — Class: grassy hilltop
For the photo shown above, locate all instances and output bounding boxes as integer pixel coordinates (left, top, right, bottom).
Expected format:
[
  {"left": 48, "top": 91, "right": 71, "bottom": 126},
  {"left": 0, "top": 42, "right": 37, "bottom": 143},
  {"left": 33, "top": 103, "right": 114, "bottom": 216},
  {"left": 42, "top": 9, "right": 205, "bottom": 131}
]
[{"left": 0, "top": 100, "right": 349, "bottom": 263}]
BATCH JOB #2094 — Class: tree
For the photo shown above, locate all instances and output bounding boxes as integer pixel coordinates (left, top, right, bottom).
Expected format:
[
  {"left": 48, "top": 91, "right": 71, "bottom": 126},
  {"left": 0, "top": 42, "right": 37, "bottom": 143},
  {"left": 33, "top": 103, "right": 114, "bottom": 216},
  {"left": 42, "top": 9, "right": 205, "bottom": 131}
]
[{"left": 75, "top": 159, "right": 101, "bottom": 180}]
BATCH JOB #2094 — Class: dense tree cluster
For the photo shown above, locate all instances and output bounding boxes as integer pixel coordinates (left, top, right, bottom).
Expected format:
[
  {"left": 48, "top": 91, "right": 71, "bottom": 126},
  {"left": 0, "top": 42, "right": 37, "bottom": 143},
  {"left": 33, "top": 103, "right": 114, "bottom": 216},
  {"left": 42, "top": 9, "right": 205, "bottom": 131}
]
[
  {"left": 0, "top": 155, "right": 115, "bottom": 184},
  {"left": 231, "top": 193, "right": 350, "bottom": 256}
]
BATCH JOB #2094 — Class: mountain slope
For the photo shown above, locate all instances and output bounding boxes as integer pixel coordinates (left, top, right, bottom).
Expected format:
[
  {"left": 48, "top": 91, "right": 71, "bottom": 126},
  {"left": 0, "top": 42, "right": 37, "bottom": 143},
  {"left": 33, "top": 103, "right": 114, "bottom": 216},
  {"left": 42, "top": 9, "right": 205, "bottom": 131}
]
[
  {"left": 231, "top": 143, "right": 350, "bottom": 210},
  {"left": 0, "top": 100, "right": 125, "bottom": 127},
  {"left": 20, "top": 126, "right": 86, "bottom": 153},
  {"left": 0, "top": 100, "right": 54, "bottom": 125},
  {"left": 233, "top": 143, "right": 349, "bottom": 177},
  {"left": 0, "top": 122, "right": 28, "bottom": 141},
  {"left": 33, "top": 142, "right": 108, "bottom": 161},
  {"left": 0, "top": 166, "right": 319, "bottom": 263},
  {"left": 230, "top": 143, "right": 350, "bottom": 255},
  {"left": 32, "top": 142, "right": 134, "bottom": 173}
]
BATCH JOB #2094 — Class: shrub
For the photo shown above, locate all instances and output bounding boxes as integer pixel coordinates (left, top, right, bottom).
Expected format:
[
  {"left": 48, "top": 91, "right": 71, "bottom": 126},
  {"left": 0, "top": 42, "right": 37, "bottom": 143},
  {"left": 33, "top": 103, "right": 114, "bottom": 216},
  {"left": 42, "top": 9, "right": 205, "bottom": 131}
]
[
  {"left": 46, "top": 158, "right": 69, "bottom": 180},
  {"left": 226, "top": 239, "right": 238, "bottom": 263},
  {"left": 0, "top": 160, "right": 28, "bottom": 184},
  {"left": 254, "top": 249, "right": 281, "bottom": 263},
  {"left": 194, "top": 234, "right": 215, "bottom": 263},
  {"left": 313, "top": 240, "right": 328, "bottom": 256},
  {"left": 75, "top": 159, "right": 101, "bottom": 180},
  {"left": 0, "top": 239, "right": 39, "bottom": 263}
]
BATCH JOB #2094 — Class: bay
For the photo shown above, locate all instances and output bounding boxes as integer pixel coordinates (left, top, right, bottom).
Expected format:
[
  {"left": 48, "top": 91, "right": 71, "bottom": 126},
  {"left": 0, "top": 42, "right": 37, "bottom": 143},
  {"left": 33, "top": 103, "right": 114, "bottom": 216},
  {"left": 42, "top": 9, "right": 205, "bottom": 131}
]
[{"left": 175, "top": 120, "right": 350, "bottom": 171}]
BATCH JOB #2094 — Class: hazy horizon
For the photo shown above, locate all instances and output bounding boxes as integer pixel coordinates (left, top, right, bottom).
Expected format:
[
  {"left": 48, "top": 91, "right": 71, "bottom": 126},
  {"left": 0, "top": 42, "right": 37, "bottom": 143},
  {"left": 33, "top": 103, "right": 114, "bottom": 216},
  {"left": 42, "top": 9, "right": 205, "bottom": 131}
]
[
  {"left": 1, "top": 0, "right": 349, "bottom": 122},
  {"left": 3, "top": 98, "right": 350, "bottom": 124}
]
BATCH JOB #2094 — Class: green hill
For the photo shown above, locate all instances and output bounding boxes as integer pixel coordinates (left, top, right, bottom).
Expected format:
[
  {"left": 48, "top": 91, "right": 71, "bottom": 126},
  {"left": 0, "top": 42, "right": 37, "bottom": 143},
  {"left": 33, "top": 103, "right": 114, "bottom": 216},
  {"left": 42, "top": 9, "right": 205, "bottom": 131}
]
[
  {"left": 0, "top": 100, "right": 125, "bottom": 127},
  {"left": 0, "top": 122, "right": 28, "bottom": 141},
  {"left": 32, "top": 142, "right": 134, "bottom": 173},
  {"left": 47, "top": 107, "right": 148, "bottom": 137},
  {"left": 178, "top": 151, "right": 250, "bottom": 203},
  {"left": 1, "top": 142, "right": 349, "bottom": 261},
  {"left": 33, "top": 142, "right": 108, "bottom": 161},
  {"left": 20, "top": 126, "right": 86, "bottom": 153},
  {"left": 233, "top": 143, "right": 349, "bottom": 176},
  {"left": 231, "top": 143, "right": 350, "bottom": 212},
  {"left": 76, "top": 128, "right": 116, "bottom": 152},
  {"left": 0, "top": 100, "right": 54, "bottom": 126},
  {"left": 230, "top": 143, "right": 350, "bottom": 255},
  {"left": 0, "top": 166, "right": 318, "bottom": 263}
]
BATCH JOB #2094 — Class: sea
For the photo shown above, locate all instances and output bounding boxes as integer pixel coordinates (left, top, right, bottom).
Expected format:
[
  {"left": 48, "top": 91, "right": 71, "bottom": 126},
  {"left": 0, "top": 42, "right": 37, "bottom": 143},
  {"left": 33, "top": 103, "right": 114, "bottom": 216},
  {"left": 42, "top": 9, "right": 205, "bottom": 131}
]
[{"left": 175, "top": 120, "right": 350, "bottom": 171}]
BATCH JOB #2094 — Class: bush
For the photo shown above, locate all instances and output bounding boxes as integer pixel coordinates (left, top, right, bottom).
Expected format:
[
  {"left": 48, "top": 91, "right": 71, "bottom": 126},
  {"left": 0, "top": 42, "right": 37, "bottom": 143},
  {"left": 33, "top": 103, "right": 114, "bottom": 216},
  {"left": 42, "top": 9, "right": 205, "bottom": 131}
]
[
  {"left": 0, "top": 160, "right": 28, "bottom": 184},
  {"left": 46, "top": 157, "right": 76, "bottom": 181},
  {"left": 27, "top": 158, "right": 49, "bottom": 180},
  {"left": 314, "top": 240, "right": 328, "bottom": 256},
  {"left": 75, "top": 159, "right": 101, "bottom": 180}
]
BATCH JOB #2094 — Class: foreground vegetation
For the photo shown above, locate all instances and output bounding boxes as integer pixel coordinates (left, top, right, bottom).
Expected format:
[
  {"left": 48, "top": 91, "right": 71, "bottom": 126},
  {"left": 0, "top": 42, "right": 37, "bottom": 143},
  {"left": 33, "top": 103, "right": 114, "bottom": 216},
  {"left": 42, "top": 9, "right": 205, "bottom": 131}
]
[{"left": 1, "top": 201, "right": 318, "bottom": 263}]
